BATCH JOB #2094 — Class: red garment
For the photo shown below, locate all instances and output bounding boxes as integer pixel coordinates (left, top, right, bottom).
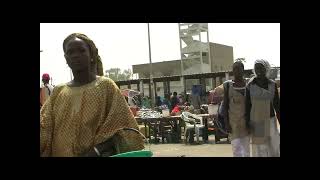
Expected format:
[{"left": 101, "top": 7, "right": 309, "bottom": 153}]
[{"left": 171, "top": 105, "right": 180, "bottom": 113}]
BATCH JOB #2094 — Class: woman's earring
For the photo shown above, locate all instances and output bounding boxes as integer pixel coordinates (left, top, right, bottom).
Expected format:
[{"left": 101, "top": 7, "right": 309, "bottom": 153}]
[{"left": 91, "top": 58, "right": 94, "bottom": 62}]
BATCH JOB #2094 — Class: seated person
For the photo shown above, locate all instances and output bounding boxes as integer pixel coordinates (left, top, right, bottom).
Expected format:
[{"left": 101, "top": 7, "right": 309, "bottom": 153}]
[{"left": 183, "top": 102, "right": 194, "bottom": 113}]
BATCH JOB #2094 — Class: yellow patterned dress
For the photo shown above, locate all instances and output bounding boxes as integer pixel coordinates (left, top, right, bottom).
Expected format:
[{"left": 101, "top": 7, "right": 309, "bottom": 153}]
[{"left": 40, "top": 76, "right": 144, "bottom": 157}]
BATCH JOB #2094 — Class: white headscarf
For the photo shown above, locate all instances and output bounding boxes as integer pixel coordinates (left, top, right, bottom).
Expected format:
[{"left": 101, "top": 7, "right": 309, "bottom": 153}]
[{"left": 253, "top": 59, "right": 271, "bottom": 78}]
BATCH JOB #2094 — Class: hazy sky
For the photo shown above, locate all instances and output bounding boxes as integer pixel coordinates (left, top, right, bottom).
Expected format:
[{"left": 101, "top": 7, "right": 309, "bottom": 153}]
[{"left": 40, "top": 23, "right": 280, "bottom": 86}]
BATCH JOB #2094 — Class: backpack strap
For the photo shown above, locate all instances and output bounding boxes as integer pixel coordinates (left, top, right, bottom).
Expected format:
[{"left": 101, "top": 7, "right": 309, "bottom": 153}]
[{"left": 45, "top": 84, "right": 51, "bottom": 96}]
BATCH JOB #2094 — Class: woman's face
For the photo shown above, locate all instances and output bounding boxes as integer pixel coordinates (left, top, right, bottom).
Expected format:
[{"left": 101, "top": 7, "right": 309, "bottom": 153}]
[
  {"left": 65, "top": 38, "right": 92, "bottom": 72},
  {"left": 254, "top": 63, "right": 266, "bottom": 78}
]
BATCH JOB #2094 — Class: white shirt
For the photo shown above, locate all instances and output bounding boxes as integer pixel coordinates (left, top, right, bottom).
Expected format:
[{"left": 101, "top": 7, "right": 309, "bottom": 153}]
[{"left": 41, "top": 84, "right": 54, "bottom": 100}]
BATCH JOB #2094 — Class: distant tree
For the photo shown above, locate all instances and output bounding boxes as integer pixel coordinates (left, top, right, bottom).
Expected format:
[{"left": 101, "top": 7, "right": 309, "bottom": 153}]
[
  {"left": 105, "top": 68, "right": 132, "bottom": 81},
  {"left": 105, "top": 68, "right": 121, "bottom": 81},
  {"left": 235, "top": 58, "right": 246, "bottom": 63},
  {"left": 123, "top": 69, "right": 132, "bottom": 80}
]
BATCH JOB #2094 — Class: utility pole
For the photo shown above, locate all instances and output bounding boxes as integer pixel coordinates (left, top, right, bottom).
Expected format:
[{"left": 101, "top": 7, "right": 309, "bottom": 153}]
[{"left": 147, "top": 23, "right": 155, "bottom": 108}]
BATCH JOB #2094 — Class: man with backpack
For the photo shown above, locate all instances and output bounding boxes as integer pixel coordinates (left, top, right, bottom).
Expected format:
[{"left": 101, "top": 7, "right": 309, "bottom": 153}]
[{"left": 40, "top": 73, "right": 54, "bottom": 107}]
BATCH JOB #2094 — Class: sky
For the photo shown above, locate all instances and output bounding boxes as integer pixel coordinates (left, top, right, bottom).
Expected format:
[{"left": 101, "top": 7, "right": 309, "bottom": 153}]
[{"left": 40, "top": 23, "right": 280, "bottom": 86}]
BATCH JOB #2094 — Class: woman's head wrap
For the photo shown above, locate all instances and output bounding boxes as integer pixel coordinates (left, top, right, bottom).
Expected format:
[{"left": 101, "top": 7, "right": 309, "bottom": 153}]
[
  {"left": 63, "top": 33, "right": 104, "bottom": 76},
  {"left": 253, "top": 59, "right": 271, "bottom": 78}
]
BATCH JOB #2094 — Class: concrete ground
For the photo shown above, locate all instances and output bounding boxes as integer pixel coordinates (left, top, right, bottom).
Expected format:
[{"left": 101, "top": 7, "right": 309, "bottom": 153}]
[
  {"left": 142, "top": 121, "right": 279, "bottom": 157},
  {"left": 145, "top": 135, "right": 233, "bottom": 157}
]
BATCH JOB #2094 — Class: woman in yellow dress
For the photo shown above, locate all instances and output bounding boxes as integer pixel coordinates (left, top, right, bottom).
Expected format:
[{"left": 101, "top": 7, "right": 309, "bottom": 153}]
[{"left": 40, "top": 33, "right": 144, "bottom": 157}]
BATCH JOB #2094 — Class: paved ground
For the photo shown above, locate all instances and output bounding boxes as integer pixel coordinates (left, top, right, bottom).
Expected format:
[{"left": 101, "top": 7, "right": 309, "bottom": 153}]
[
  {"left": 142, "top": 121, "right": 279, "bottom": 157},
  {"left": 146, "top": 135, "right": 233, "bottom": 157}
]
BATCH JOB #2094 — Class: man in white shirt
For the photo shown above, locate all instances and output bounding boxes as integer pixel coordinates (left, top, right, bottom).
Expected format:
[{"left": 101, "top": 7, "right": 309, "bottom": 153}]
[{"left": 40, "top": 73, "right": 54, "bottom": 107}]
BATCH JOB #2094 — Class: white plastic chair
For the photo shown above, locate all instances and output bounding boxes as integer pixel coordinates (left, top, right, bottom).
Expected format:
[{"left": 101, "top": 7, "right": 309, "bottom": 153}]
[{"left": 181, "top": 112, "right": 205, "bottom": 144}]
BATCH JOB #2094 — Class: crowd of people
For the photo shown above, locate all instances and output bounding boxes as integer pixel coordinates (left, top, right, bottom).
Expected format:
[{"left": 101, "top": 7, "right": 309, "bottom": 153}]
[{"left": 40, "top": 33, "right": 280, "bottom": 157}]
